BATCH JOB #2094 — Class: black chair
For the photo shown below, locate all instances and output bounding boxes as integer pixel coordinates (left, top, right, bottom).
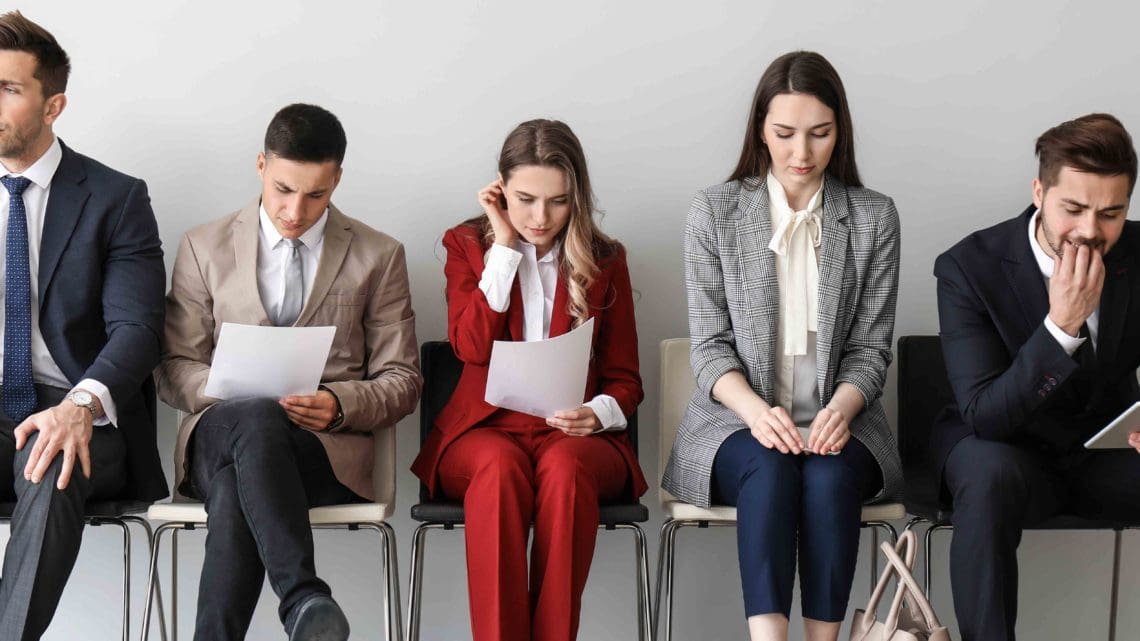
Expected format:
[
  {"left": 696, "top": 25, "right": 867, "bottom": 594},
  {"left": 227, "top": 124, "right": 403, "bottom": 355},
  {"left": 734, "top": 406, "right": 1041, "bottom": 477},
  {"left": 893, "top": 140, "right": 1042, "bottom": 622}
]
[
  {"left": 897, "top": 335, "right": 1136, "bottom": 641},
  {"left": 0, "top": 499, "right": 163, "bottom": 641},
  {"left": 406, "top": 341, "right": 652, "bottom": 641}
]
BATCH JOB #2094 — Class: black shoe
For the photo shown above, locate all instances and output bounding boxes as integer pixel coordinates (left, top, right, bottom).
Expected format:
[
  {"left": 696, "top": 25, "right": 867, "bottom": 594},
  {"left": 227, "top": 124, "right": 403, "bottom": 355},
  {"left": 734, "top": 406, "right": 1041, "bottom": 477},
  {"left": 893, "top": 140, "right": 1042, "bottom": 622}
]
[{"left": 286, "top": 595, "right": 350, "bottom": 641}]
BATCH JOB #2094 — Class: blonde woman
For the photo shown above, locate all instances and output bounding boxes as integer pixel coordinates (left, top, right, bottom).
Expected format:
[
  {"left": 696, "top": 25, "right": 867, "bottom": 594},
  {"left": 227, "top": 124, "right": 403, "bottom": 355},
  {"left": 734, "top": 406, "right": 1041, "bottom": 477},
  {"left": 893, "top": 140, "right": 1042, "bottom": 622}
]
[{"left": 411, "top": 119, "right": 646, "bottom": 641}]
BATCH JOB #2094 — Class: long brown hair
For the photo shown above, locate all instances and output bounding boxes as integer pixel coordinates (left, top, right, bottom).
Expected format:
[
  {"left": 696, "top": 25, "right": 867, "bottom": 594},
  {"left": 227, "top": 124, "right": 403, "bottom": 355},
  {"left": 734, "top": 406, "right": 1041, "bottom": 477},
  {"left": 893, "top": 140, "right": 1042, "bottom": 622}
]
[
  {"left": 466, "top": 119, "right": 617, "bottom": 328},
  {"left": 728, "top": 51, "right": 861, "bottom": 187}
]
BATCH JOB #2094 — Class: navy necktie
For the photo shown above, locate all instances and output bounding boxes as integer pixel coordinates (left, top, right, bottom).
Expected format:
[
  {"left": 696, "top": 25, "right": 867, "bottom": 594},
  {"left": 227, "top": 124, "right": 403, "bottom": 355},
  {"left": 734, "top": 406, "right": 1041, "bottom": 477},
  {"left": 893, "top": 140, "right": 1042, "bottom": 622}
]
[{"left": 2, "top": 176, "right": 37, "bottom": 421}]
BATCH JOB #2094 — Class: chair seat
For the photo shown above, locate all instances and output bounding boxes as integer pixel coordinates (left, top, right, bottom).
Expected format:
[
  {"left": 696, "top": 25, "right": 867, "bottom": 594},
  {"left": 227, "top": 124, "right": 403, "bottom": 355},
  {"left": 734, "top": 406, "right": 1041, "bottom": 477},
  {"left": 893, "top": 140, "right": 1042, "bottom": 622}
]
[
  {"left": 662, "top": 500, "right": 906, "bottom": 523},
  {"left": 148, "top": 501, "right": 393, "bottom": 524},
  {"left": 410, "top": 501, "right": 649, "bottom": 525},
  {"left": 0, "top": 499, "right": 152, "bottom": 519}
]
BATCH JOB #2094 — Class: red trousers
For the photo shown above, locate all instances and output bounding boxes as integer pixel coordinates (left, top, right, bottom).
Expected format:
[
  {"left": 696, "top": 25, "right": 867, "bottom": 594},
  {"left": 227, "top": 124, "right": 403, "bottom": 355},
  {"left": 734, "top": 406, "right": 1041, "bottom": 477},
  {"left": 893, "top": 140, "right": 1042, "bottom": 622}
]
[{"left": 437, "top": 414, "right": 629, "bottom": 641}]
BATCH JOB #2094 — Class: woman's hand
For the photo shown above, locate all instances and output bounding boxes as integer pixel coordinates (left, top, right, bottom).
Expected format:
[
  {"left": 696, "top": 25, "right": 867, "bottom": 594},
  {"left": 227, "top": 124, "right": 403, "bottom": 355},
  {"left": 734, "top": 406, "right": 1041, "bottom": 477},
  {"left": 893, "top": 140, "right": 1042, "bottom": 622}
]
[
  {"left": 748, "top": 405, "right": 804, "bottom": 454},
  {"left": 547, "top": 406, "right": 601, "bottom": 436},
  {"left": 806, "top": 406, "right": 851, "bottom": 455},
  {"left": 478, "top": 178, "right": 517, "bottom": 247}
]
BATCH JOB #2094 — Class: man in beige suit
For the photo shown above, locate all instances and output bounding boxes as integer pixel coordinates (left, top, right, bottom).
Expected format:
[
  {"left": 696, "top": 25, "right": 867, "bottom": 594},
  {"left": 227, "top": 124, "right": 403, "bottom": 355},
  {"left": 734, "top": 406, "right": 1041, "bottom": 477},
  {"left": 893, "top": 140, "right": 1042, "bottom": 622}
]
[{"left": 157, "top": 104, "right": 421, "bottom": 641}]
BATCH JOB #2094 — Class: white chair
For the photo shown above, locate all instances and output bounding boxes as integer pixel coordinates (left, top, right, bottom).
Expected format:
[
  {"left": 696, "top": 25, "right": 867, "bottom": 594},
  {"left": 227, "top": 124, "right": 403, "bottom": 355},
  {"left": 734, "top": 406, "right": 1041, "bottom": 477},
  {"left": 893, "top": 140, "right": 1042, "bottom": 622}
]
[
  {"left": 138, "top": 412, "right": 402, "bottom": 641},
  {"left": 653, "top": 338, "right": 905, "bottom": 641}
]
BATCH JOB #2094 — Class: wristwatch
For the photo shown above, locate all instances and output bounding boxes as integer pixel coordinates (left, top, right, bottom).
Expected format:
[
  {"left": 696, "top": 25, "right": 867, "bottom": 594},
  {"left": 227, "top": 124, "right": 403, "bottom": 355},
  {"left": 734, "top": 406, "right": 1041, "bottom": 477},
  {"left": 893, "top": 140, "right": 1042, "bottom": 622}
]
[{"left": 66, "top": 389, "right": 99, "bottom": 418}]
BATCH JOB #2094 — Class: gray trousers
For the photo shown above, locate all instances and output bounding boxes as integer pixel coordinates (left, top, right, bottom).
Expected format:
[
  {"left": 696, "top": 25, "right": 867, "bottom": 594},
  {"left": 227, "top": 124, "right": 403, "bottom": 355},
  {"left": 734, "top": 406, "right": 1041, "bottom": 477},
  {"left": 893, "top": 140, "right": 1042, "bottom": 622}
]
[{"left": 0, "top": 385, "right": 126, "bottom": 641}]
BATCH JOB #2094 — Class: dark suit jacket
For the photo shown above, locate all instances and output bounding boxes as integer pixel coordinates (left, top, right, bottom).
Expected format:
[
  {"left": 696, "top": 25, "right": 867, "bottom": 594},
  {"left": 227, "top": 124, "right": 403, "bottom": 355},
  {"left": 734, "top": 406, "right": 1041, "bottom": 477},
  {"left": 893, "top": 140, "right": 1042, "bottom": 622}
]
[
  {"left": 38, "top": 141, "right": 168, "bottom": 501},
  {"left": 410, "top": 223, "right": 647, "bottom": 499},
  {"left": 932, "top": 205, "right": 1140, "bottom": 480}
]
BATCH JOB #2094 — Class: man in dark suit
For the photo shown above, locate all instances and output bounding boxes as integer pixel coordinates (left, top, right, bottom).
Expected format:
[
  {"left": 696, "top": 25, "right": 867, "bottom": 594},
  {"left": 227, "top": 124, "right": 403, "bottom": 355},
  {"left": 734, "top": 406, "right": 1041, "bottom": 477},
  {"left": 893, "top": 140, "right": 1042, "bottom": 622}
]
[
  {"left": 0, "top": 12, "right": 166, "bottom": 640},
  {"left": 934, "top": 113, "right": 1140, "bottom": 641}
]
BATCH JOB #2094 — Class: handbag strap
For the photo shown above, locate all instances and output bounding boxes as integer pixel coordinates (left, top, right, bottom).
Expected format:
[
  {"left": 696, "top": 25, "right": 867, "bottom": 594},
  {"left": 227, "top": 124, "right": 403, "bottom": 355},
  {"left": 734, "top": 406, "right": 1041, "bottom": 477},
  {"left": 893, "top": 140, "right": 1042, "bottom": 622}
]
[{"left": 857, "top": 530, "right": 944, "bottom": 636}]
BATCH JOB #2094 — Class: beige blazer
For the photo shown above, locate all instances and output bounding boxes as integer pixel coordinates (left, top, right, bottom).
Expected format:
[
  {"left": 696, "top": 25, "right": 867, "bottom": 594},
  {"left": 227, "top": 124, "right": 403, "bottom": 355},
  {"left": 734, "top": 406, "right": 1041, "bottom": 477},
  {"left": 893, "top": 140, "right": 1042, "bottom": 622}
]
[{"left": 156, "top": 199, "right": 422, "bottom": 501}]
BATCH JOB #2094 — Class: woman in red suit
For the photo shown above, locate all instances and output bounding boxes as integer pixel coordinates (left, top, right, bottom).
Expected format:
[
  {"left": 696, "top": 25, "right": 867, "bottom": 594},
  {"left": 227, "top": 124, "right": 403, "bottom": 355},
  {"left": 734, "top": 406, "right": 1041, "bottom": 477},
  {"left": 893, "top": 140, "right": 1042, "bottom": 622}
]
[{"left": 411, "top": 119, "right": 646, "bottom": 641}]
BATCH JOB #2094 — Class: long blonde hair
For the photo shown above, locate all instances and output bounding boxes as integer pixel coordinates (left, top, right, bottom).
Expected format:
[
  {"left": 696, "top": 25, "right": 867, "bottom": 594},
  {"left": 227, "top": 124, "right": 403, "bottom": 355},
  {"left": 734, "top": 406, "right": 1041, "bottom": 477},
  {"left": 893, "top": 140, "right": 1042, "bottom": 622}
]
[{"left": 466, "top": 119, "right": 617, "bottom": 328}]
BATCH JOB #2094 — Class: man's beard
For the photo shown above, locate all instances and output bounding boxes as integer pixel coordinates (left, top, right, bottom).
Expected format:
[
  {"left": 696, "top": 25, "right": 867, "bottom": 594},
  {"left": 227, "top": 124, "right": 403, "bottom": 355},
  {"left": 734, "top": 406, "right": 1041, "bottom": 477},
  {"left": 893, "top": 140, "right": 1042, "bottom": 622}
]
[{"left": 0, "top": 124, "right": 37, "bottom": 161}]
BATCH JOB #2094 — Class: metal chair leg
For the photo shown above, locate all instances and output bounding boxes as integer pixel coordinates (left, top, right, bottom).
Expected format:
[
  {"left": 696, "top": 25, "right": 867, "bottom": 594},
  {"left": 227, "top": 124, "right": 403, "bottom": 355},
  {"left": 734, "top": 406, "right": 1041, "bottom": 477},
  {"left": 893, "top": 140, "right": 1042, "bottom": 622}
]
[
  {"left": 359, "top": 522, "right": 403, "bottom": 641},
  {"left": 170, "top": 528, "right": 179, "bottom": 641},
  {"left": 124, "top": 516, "right": 167, "bottom": 641},
  {"left": 1109, "top": 529, "right": 1122, "bottom": 641},
  {"left": 652, "top": 520, "right": 669, "bottom": 641},
  {"left": 657, "top": 519, "right": 682, "bottom": 641},
  {"left": 140, "top": 522, "right": 183, "bottom": 641},
  {"left": 862, "top": 521, "right": 899, "bottom": 598},
  {"left": 406, "top": 523, "right": 441, "bottom": 641},
  {"left": 613, "top": 524, "right": 652, "bottom": 641},
  {"left": 924, "top": 523, "right": 951, "bottom": 598}
]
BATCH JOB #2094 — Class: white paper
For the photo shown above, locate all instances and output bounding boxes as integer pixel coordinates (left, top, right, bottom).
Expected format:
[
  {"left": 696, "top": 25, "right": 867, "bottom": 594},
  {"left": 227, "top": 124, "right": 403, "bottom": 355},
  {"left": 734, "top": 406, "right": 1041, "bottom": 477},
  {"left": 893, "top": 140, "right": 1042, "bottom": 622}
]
[
  {"left": 485, "top": 318, "right": 595, "bottom": 418},
  {"left": 203, "top": 323, "right": 336, "bottom": 400}
]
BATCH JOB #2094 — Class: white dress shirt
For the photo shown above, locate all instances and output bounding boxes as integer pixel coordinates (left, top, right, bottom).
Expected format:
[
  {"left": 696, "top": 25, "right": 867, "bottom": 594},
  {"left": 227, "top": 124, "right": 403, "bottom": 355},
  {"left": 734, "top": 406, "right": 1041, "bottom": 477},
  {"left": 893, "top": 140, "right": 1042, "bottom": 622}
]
[
  {"left": 478, "top": 240, "right": 628, "bottom": 431},
  {"left": 0, "top": 137, "right": 117, "bottom": 426},
  {"left": 767, "top": 174, "right": 824, "bottom": 426},
  {"left": 1028, "top": 209, "right": 1099, "bottom": 355},
  {"left": 257, "top": 205, "right": 327, "bottom": 319}
]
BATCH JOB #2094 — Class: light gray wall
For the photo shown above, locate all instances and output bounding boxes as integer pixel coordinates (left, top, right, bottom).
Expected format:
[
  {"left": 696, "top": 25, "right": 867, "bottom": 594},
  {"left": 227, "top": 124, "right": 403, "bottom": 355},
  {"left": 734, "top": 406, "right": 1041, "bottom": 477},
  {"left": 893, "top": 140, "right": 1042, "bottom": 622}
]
[{"left": 7, "top": 1, "right": 1138, "bottom": 639}]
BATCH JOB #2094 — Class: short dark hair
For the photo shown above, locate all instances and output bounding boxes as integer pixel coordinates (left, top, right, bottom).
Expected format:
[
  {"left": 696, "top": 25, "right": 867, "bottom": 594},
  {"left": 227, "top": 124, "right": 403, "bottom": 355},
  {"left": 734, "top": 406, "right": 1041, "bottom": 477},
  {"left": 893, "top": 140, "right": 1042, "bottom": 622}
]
[
  {"left": 0, "top": 11, "right": 70, "bottom": 97},
  {"left": 1036, "top": 113, "right": 1138, "bottom": 196},
  {"left": 729, "top": 51, "right": 861, "bottom": 187},
  {"left": 264, "top": 104, "right": 347, "bottom": 165}
]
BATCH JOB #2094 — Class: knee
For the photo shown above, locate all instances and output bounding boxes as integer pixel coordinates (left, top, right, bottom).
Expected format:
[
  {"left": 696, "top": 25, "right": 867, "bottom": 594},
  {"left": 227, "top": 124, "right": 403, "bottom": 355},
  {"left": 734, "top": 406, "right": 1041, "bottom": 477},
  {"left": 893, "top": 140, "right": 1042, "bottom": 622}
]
[
  {"left": 215, "top": 398, "right": 292, "bottom": 443},
  {"left": 535, "top": 446, "right": 593, "bottom": 496},
  {"left": 950, "top": 455, "right": 1027, "bottom": 516},
  {"left": 802, "top": 458, "right": 858, "bottom": 504}
]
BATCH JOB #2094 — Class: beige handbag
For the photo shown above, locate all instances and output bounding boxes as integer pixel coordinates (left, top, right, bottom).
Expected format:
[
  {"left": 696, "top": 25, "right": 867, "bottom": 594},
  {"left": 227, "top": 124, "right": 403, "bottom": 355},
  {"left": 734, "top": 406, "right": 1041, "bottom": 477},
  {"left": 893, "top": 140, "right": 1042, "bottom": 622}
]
[{"left": 848, "top": 530, "right": 951, "bottom": 641}]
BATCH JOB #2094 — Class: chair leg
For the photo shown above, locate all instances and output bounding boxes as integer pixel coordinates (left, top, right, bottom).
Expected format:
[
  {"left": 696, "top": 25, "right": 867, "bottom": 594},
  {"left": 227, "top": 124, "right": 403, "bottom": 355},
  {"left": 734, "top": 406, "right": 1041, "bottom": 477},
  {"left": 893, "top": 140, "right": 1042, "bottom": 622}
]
[
  {"left": 611, "top": 524, "right": 653, "bottom": 641},
  {"left": 170, "top": 528, "right": 179, "bottom": 641},
  {"left": 924, "top": 523, "right": 951, "bottom": 598},
  {"left": 656, "top": 519, "right": 682, "bottom": 641},
  {"left": 140, "top": 523, "right": 183, "bottom": 641},
  {"left": 406, "top": 523, "right": 440, "bottom": 641},
  {"left": 1109, "top": 529, "right": 1122, "bottom": 641},
  {"left": 862, "top": 521, "right": 899, "bottom": 598},
  {"left": 359, "top": 522, "right": 404, "bottom": 641},
  {"left": 124, "top": 516, "right": 167, "bottom": 641}
]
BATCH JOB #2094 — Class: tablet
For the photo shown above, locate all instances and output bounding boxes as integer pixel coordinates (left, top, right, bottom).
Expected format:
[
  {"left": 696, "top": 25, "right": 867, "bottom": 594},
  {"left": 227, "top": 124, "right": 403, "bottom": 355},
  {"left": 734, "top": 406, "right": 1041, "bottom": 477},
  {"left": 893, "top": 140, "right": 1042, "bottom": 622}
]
[{"left": 1083, "top": 401, "right": 1140, "bottom": 449}]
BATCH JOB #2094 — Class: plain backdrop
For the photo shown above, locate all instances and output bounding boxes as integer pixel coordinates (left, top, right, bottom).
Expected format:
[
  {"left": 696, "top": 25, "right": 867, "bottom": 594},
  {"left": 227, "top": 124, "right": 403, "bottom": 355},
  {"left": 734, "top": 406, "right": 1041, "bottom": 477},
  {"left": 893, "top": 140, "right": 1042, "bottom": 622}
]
[{"left": 5, "top": 1, "right": 1139, "bottom": 639}]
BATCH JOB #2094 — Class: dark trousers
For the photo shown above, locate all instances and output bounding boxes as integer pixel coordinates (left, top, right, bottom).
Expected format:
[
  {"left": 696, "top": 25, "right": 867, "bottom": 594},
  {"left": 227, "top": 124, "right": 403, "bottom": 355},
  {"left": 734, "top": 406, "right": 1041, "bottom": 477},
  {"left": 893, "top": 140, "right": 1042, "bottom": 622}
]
[
  {"left": 711, "top": 428, "right": 882, "bottom": 621},
  {"left": 944, "top": 435, "right": 1140, "bottom": 641},
  {"left": 186, "top": 397, "right": 360, "bottom": 641},
  {"left": 0, "top": 384, "right": 126, "bottom": 641}
]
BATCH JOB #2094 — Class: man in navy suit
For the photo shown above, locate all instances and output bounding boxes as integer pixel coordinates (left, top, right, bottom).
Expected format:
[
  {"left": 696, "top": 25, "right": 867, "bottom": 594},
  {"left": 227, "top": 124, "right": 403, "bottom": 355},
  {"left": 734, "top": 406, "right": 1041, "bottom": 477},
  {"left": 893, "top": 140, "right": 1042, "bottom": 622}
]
[
  {"left": 934, "top": 113, "right": 1140, "bottom": 641},
  {"left": 0, "top": 12, "right": 166, "bottom": 640}
]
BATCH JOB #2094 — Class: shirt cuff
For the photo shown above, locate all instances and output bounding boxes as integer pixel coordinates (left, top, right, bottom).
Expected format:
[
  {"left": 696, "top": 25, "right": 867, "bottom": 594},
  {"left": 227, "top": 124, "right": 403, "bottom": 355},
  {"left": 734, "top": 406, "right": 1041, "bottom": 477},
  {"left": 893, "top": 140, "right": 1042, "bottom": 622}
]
[
  {"left": 74, "top": 378, "right": 116, "bottom": 427},
  {"left": 478, "top": 243, "right": 523, "bottom": 313},
  {"left": 1043, "top": 316, "right": 1085, "bottom": 356},
  {"left": 584, "top": 394, "right": 628, "bottom": 432}
]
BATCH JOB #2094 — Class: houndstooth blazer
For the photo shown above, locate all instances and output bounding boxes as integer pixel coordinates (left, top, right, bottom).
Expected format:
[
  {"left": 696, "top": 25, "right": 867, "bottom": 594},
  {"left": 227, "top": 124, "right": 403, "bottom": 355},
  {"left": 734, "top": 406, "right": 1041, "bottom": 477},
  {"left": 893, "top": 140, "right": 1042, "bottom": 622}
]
[{"left": 661, "top": 174, "right": 903, "bottom": 508}]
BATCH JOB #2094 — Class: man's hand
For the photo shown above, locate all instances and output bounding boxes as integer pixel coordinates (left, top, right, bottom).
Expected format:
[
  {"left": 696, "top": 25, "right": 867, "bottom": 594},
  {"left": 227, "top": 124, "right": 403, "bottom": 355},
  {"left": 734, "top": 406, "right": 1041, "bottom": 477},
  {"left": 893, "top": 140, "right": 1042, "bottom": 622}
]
[
  {"left": 15, "top": 400, "right": 94, "bottom": 490},
  {"left": 547, "top": 407, "right": 601, "bottom": 436},
  {"left": 1129, "top": 431, "right": 1140, "bottom": 455},
  {"left": 280, "top": 390, "right": 340, "bottom": 431},
  {"left": 1048, "top": 242, "right": 1104, "bottom": 336}
]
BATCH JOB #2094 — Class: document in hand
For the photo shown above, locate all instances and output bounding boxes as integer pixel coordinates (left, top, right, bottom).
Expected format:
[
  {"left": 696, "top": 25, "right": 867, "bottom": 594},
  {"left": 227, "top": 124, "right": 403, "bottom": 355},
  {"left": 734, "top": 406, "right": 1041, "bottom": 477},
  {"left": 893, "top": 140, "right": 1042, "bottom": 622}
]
[
  {"left": 203, "top": 323, "right": 337, "bottom": 400},
  {"left": 485, "top": 318, "right": 595, "bottom": 418},
  {"left": 1084, "top": 401, "right": 1140, "bottom": 449}
]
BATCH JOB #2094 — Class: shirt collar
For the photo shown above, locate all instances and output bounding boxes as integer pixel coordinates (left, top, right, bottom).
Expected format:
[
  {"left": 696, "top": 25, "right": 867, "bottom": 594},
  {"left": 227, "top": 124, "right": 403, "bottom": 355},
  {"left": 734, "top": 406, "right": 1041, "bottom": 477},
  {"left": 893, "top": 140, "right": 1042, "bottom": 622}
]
[
  {"left": 3, "top": 136, "right": 62, "bottom": 189},
  {"left": 515, "top": 238, "right": 560, "bottom": 264},
  {"left": 766, "top": 171, "right": 824, "bottom": 216},
  {"left": 1027, "top": 209, "right": 1055, "bottom": 279},
  {"left": 258, "top": 202, "right": 329, "bottom": 250}
]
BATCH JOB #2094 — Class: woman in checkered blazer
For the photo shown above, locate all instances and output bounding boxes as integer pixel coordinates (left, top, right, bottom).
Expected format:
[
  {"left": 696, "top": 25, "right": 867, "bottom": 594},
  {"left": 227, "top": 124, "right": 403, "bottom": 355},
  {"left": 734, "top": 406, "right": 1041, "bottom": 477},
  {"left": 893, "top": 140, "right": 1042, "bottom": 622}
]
[{"left": 661, "top": 51, "right": 903, "bottom": 641}]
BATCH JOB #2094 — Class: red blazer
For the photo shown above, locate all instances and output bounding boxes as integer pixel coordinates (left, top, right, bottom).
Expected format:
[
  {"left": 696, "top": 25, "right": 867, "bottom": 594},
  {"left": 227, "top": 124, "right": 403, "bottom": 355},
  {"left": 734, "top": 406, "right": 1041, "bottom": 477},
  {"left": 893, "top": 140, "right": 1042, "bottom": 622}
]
[{"left": 411, "top": 223, "right": 647, "bottom": 499}]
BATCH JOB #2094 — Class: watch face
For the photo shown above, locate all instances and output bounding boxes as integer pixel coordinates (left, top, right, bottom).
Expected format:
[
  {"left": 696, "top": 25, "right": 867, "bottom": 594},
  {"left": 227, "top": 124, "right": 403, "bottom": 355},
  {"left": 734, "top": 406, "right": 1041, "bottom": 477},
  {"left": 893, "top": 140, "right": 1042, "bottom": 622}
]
[{"left": 71, "top": 391, "right": 93, "bottom": 405}]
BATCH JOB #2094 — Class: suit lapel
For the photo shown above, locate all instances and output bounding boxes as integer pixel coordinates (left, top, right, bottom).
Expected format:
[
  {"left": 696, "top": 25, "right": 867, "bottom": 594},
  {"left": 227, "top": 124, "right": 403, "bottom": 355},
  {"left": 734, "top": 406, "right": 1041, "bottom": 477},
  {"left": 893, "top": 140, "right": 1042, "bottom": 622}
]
[
  {"left": 1096, "top": 244, "right": 1134, "bottom": 364},
  {"left": 297, "top": 204, "right": 352, "bottom": 326},
  {"left": 39, "top": 143, "right": 91, "bottom": 303},
  {"left": 815, "top": 175, "right": 849, "bottom": 400},
  {"left": 734, "top": 179, "right": 777, "bottom": 402},
  {"left": 1003, "top": 207, "right": 1050, "bottom": 338},
  {"left": 232, "top": 199, "right": 271, "bottom": 325},
  {"left": 549, "top": 270, "right": 571, "bottom": 337}
]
